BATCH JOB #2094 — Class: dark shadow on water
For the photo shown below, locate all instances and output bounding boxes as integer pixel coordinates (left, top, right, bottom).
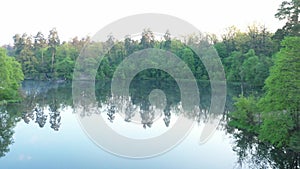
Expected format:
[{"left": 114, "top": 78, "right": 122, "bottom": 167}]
[{"left": 226, "top": 125, "right": 300, "bottom": 169}]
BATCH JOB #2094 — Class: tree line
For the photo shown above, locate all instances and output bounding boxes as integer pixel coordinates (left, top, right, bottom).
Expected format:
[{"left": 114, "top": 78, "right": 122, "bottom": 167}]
[
  {"left": 0, "top": 1, "right": 296, "bottom": 102},
  {"left": 5, "top": 28, "right": 89, "bottom": 80},
  {"left": 2, "top": 24, "right": 281, "bottom": 84}
]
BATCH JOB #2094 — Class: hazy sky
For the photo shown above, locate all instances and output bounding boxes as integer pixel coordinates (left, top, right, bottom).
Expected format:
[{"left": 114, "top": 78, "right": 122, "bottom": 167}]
[{"left": 0, "top": 0, "right": 284, "bottom": 45}]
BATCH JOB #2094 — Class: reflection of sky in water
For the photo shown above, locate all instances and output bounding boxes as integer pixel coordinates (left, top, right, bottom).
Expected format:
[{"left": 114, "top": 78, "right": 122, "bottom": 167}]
[{"left": 0, "top": 106, "right": 236, "bottom": 169}]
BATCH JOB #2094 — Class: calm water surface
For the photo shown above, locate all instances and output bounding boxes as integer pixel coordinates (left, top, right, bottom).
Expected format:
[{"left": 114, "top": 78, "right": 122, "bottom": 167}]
[{"left": 0, "top": 80, "right": 297, "bottom": 169}]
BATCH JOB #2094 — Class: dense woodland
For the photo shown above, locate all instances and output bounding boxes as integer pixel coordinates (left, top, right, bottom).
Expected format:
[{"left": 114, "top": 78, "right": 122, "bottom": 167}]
[
  {"left": 2, "top": 0, "right": 299, "bottom": 85},
  {"left": 0, "top": 25, "right": 276, "bottom": 83},
  {"left": 0, "top": 0, "right": 299, "bottom": 157},
  {"left": 227, "top": 0, "right": 300, "bottom": 155}
]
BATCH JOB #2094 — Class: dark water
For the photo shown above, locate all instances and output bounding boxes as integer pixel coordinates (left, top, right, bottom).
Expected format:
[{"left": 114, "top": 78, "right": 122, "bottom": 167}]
[{"left": 0, "top": 80, "right": 298, "bottom": 169}]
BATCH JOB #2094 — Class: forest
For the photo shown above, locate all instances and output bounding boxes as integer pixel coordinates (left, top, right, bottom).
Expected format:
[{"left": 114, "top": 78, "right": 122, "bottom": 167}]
[
  {"left": 0, "top": 0, "right": 299, "bottom": 156},
  {"left": 227, "top": 0, "right": 300, "bottom": 155}
]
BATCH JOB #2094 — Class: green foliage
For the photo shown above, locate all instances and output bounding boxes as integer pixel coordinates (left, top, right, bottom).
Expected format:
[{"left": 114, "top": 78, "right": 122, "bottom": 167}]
[
  {"left": 214, "top": 42, "right": 227, "bottom": 59},
  {"left": 288, "top": 131, "right": 300, "bottom": 152},
  {"left": 55, "top": 56, "right": 74, "bottom": 80},
  {"left": 0, "top": 48, "right": 24, "bottom": 102},
  {"left": 8, "top": 25, "right": 278, "bottom": 84},
  {"left": 181, "top": 48, "right": 195, "bottom": 72},
  {"left": 260, "top": 37, "right": 300, "bottom": 112},
  {"left": 242, "top": 50, "right": 273, "bottom": 87},
  {"left": 274, "top": 0, "right": 300, "bottom": 39},
  {"left": 48, "top": 28, "right": 60, "bottom": 72},
  {"left": 258, "top": 36, "right": 300, "bottom": 150},
  {"left": 230, "top": 37, "right": 300, "bottom": 152},
  {"left": 228, "top": 96, "right": 260, "bottom": 133},
  {"left": 225, "top": 51, "right": 244, "bottom": 82},
  {"left": 259, "top": 112, "right": 294, "bottom": 147},
  {"left": 54, "top": 44, "right": 77, "bottom": 80},
  {"left": 221, "top": 24, "right": 276, "bottom": 88}
]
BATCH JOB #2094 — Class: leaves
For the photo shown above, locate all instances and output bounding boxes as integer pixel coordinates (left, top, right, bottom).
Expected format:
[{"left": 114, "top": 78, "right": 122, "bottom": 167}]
[
  {"left": 0, "top": 48, "right": 24, "bottom": 102},
  {"left": 229, "top": 37, "right": 300, "bottom": 152},
  {"left": 274, "top": 0, "right": 300, "bottom": 38},
  {"left": 259, "top": 112, "right": 294, "bottom": 147},
  {"left": 261, "top": 37, "right": 300, "bottom": 112},
  {"left": 228, "top": 96, "right": 260, "bottom": 133}
]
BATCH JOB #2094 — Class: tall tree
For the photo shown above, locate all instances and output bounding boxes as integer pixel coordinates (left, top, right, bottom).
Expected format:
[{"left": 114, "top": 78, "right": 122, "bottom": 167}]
[
  {"left": 259, "top": 37, "right": 300, "bottom": 150},
  {"left": 13, "top": 33, "right": 38, "bottom": 78},
  {"left": 246, "top": 24, "right": 277, "bottom": 56},
  {"left": 124, "top": 35, "right": 133, "bottom": 55},
  {"left": 48, "top": 28, "right": 60, "bottom": 73},
  {"left": 34, "top": 32, "right": 47, "bottom": 49},
  {"left": 221, "top": 26, "right": 240, "bottom": 57},
  {"left": 163, "top": 30, "right": 171, "bottom": 50},
  {"left": 34, "top": 32, "right": 47, "bottom": 63},
  {"left": 140, "top": 28, "right": 155, "bottom": 49},
  {"left": 12, "top": 34, "right": 26, "bottom": 55},
  {"left": 274, "top": 0, "right": 300, "bottom": 40}
]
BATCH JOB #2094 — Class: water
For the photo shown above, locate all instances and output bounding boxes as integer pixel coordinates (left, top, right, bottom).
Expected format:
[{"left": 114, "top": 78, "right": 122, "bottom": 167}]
[{"left": 0, "top": 80, "right": 298, "bottom": 169}]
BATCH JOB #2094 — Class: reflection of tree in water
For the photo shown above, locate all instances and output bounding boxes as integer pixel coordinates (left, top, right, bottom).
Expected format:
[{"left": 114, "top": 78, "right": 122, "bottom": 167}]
[
  {"left": 124, "top": 97, "right": 137, "bottom": 122},
  {"left": 103, "top": 96, "right": 205, "bottom": 128},
  {"left": 227, "top": 126, "right": 300, "bottom": 169},
  {"left": 0, "top": 106, "right": 21, "bottom": 158},
  {"left": 107, "top": 104, "right": 116, "bottom": 123},
  {"left": 49, "top": 100, "right": 61, "bottom": 131},
  {"left": 20, "top": 81, "right": 71, "bottom": 131},
  {"left": 22, "top": 109, "right": 34, "bottom": 124},
  {"left": 163, "top": 107, "right": 171, "bottom": 127},
  {"left": 21, "top": 102, "right": 62, "bottom": 131},
  {"left": 78, "top": 80, "right": 240, "bottom": 131},
  {"left": 78, "top": 80, "right": 234, "bottom": 130},
  {"left": 224, "top": 84, "right": 300, "bottom": 168},
  {"left": 105, "top": 96, "right": 136, "bottom": 124},
  {"left": 0, "top": 81, "right": 71, "bottom": 158},
  {"left": 140, "top": 106, "right": 155, "bottom": 129},
  {"left": 34, "top": 106, "right": 47, "bottom": 128}
]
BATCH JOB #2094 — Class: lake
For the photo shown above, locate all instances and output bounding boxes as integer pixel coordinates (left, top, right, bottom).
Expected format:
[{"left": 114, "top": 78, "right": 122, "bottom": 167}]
[{"left": 0, "top": 80, "right": 298, "bottom": 169}]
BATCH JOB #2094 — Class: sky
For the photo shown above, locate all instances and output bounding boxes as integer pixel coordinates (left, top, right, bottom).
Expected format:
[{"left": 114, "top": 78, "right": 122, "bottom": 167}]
[{"left": 0, "top": 0, "right": 285, "bottom": 45}]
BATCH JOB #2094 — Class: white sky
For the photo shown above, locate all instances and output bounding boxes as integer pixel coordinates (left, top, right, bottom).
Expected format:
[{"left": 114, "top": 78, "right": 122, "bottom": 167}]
[{"left": 0, "top": 0, "right": 285, "bottom": 45}]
